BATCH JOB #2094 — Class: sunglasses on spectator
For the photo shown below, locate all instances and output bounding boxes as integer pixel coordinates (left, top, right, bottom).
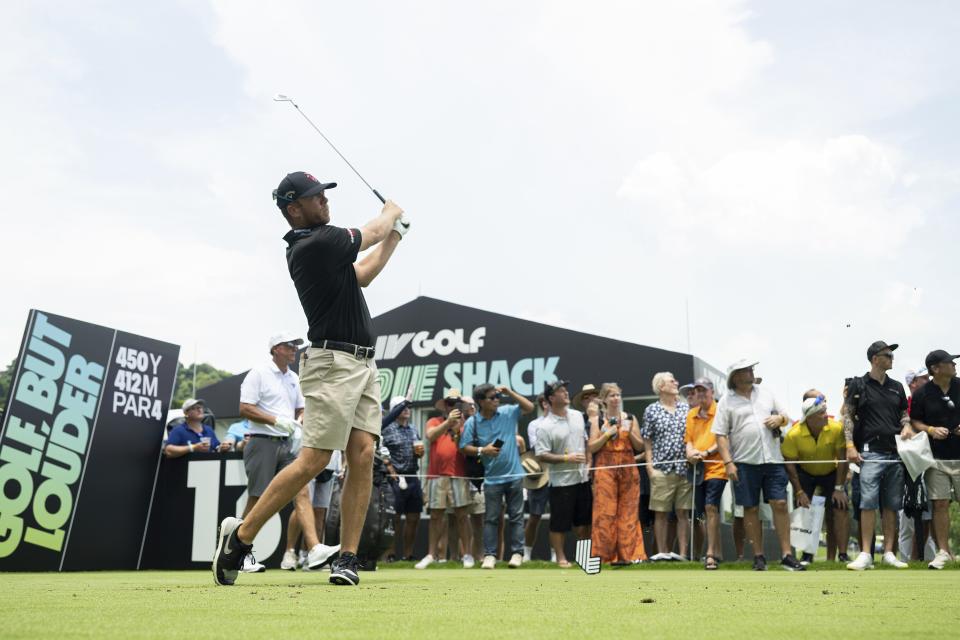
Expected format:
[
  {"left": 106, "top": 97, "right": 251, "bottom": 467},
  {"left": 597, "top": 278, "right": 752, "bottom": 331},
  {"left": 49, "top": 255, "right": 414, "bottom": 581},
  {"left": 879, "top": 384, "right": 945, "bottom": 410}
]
[
  {"left": 943, "top": 396, "right": 956, "bottom": 410},
  {"left": 484, "top": 394, "right": 501, "bottom": 401}
]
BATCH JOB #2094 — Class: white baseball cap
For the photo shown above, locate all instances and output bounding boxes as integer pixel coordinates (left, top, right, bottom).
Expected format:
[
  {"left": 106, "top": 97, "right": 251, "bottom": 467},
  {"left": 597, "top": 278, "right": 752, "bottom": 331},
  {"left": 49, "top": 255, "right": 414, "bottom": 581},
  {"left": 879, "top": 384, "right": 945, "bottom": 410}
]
[
  {"left": 268, "top": 332, "right": 304, "bottom": 351},
  {"left": 389, "top": 396, "right": 407, "bottom": 411},
  {"left": 182, "top": 398, "right": 204, "bottom": 411}
]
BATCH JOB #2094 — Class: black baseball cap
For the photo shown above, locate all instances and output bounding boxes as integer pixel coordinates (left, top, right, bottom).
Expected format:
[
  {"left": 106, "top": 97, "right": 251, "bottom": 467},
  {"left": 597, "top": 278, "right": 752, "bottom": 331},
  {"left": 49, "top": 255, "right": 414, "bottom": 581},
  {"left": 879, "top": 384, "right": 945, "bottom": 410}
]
[
  {"left": 544, "top": 379, "right": 570, "bottom": 399},
  {"left": 925, "top": 349, "right": 959, "bottom": 369},
  {"left": 867, "top": 340, "right": 898, "bottom": 360},
  {"left": 273, "top": 171, "right": 337, "bottom": 209}
]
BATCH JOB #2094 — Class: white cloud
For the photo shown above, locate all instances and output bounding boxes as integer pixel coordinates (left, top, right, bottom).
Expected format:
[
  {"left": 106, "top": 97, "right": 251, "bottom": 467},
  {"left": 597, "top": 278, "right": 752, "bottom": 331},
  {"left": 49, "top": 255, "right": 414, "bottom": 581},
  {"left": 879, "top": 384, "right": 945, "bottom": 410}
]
[
  {"left": 618, "top": 135, "right": 924, "bottom": 254},
  {"left": 1, "top": 0, "right": 958, "bottom": 415}
]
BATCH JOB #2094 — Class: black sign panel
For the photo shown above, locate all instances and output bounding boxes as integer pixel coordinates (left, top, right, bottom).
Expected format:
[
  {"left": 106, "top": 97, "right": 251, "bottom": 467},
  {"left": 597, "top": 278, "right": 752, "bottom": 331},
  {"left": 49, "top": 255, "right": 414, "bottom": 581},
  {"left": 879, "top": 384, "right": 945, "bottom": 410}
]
[
  {"left": 371, "top": 297, "right": 724, "bottom": 405},
  {"left": 0, "top": 310, "right": 179, "bottom": 571},
  {"left": 141, "top": 453, "right": 292, "bottom": 570}
]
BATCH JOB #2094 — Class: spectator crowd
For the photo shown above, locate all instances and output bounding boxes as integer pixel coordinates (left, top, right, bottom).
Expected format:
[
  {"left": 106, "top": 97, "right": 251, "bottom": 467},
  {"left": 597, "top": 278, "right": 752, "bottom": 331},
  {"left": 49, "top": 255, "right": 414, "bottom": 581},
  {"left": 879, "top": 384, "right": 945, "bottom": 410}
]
[{"left": 164, "top": 335, "right": 960, "bottom": 572}]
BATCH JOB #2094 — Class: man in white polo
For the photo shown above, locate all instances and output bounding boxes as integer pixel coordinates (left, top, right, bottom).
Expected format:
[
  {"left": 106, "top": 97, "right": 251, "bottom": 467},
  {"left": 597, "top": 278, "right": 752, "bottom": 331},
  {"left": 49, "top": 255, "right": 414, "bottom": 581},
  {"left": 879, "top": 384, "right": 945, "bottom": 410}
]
[
  {"left": 713, "top": 359, "right": 804, "bottom": 572},
  {"left": 237, "top": 332, "right": 339, "bottom": 572}
]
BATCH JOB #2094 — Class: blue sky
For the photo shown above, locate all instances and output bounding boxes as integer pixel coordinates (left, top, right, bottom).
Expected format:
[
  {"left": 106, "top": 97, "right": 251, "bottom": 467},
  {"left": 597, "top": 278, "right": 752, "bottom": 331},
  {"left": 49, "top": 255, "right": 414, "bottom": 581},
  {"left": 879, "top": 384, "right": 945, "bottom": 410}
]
[{"left": 2, "top": 1, "right": 958, "bottom": 413}]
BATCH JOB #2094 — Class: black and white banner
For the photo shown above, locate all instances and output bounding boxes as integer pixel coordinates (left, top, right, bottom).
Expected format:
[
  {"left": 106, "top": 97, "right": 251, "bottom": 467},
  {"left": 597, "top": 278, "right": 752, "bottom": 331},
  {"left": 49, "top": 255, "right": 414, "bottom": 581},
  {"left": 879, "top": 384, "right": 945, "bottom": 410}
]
[
  {"left": 0, "top": 310, "right": 179, "bottom": 571},
  {"left": 140, "top": 454, "right": 293, "bottom": 570}
]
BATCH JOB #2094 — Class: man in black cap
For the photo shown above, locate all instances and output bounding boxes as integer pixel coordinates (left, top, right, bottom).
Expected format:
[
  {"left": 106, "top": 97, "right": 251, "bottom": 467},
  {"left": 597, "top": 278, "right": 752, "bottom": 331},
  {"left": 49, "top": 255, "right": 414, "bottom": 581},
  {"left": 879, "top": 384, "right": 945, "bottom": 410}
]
[
  {"left": 909, "top": 349, "right": 960, "bottom": 569},
  {"left": 534, "top": 379, "right": 591, "bottom": 567},
  {"left": 213, "top": 171, "right": 409, "bottom": 587},
  {"left": 842, "top": 340, "right": 913, "bottom": 570}
]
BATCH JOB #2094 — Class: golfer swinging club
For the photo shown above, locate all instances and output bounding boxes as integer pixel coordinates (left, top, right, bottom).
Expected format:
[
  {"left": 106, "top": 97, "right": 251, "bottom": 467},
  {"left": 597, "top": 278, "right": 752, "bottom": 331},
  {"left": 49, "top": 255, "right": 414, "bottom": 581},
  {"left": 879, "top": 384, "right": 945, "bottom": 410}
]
[{"left": 214, "top": 171, "right": 409, "bottom": 586}]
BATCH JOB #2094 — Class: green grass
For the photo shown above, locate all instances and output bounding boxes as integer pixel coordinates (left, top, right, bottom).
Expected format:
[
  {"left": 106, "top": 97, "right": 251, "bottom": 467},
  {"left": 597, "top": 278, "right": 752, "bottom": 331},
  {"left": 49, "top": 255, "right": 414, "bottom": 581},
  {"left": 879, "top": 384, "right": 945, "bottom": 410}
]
[{"left": 1, "top": 565, "right": 957, "bottom": 639}]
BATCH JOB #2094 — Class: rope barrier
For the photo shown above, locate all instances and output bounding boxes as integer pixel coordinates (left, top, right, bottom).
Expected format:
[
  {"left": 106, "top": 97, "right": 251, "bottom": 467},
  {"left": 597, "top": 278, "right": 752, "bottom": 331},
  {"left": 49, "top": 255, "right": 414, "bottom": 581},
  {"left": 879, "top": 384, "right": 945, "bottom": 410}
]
[{"left": 388, "top": 455, "right": 896, "bottom": 482}]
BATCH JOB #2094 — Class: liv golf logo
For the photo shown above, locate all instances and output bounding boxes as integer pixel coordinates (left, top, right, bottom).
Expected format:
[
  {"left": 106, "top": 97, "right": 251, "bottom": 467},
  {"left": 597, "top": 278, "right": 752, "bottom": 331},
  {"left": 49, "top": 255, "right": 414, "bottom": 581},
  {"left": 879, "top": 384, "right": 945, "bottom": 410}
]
[{"left": 575, "top": 539, "right": 601, "bottom": 575}]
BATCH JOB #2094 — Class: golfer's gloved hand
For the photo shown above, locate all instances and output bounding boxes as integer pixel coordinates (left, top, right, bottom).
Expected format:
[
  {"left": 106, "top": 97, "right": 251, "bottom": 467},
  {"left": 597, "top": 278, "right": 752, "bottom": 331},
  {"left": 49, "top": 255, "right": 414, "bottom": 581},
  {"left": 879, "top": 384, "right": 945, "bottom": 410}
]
[
  {"left": 274, "top": 415, "right": 298, "bottom": 436},
  {"left": 393, "top": 216, "right": 411, "bottom": 239}
]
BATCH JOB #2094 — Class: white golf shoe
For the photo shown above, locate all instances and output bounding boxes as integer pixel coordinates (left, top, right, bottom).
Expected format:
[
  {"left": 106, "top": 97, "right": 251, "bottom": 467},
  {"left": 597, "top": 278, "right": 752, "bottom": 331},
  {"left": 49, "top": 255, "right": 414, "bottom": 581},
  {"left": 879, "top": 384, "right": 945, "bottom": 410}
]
[
  {"left": 241, "top": 553, "right": 266, "bottom": 573},
  {"left": 306, "top": 543, "right": 340, "bottom": 570},
  {"left": 882, "top": 551, "right": 908, "bottom": 568},
  {"left": 414, "top": 554, "right": 435, "bottom": 569},
  {"left": 846, "top": 551, "right": 874, "bottom": 571},
  {"left": 928, "top": 549, "right": 952, "bottom": 570}
]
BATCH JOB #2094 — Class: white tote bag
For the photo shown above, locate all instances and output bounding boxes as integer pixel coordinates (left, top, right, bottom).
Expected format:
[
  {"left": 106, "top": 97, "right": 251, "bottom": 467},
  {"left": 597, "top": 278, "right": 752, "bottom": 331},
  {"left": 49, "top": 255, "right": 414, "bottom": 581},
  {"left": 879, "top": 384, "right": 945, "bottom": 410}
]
[{"left": 789, "top": 495, "right": 826, "bottom": 555}]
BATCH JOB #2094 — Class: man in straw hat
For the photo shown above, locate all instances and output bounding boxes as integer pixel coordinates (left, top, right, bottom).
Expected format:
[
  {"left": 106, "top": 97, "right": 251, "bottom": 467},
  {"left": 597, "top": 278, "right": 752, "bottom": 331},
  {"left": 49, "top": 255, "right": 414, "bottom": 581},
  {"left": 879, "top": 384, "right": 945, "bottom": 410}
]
[
  {"left": 713, "top": 359, "right": 804, "bottom": 571},
  {"left": 573, "top": 383, "right": 601, "bottom": 417}
]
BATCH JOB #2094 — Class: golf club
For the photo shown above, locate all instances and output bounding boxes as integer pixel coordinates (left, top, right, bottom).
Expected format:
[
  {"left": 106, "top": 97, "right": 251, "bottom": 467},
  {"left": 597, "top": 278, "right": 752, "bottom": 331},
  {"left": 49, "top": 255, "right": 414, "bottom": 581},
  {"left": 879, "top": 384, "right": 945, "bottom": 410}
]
[{"left": 274, "top": 94, "right": 386, "bottom": 204}]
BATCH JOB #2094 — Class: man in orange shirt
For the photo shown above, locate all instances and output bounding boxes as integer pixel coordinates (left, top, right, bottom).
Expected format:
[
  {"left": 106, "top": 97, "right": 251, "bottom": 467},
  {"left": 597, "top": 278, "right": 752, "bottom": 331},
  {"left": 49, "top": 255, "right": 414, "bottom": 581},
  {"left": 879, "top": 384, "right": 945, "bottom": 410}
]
[
  {"left": 416, "top": 390, "right": 475, "bottom": 569},
  {"left": 684, "top": 377, "right": 727, "bottom": 570}
]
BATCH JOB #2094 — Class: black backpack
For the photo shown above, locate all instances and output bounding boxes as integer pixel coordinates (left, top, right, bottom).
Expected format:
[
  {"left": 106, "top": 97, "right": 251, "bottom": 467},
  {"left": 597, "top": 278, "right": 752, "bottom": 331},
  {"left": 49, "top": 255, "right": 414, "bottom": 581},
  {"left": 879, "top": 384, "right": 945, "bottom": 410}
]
[
  {"left": 463, "top": 431, "right": 485, "bottom": 490},
  {"left": 902, "top": 472, "right": 927, "bottom": 518},
  {"left": 847, "top": 375, "right": 869, "bottom": 451}
]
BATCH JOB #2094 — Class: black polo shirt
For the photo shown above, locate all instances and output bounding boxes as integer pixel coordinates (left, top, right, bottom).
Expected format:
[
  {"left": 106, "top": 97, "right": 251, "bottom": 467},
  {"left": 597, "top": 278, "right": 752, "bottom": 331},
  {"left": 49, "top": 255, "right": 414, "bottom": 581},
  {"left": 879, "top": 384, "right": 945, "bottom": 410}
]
[
  {"left": 909, "top": 377, "right": 960, "bottom": 460},
  {"left": 284, "top": 224, "right": 374, "bottom": 347},
  {"left": 846, "top": 373, "right": 908, "bottom": 454}
]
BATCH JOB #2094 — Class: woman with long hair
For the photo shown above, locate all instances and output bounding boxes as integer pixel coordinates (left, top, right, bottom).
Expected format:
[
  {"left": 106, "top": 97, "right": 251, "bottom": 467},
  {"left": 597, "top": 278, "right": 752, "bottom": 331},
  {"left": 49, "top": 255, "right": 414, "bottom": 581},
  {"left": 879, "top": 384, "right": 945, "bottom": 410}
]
[{"left": 588, "top": 383, "right": 647, "bottom": 563}]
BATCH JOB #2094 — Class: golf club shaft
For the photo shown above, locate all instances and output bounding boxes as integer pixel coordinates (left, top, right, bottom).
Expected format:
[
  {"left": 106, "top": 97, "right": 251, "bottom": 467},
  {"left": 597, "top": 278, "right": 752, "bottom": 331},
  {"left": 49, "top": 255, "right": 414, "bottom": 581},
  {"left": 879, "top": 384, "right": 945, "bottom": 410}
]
[{"left": 281, "top": 98, "right": 385, "bottom": 204}]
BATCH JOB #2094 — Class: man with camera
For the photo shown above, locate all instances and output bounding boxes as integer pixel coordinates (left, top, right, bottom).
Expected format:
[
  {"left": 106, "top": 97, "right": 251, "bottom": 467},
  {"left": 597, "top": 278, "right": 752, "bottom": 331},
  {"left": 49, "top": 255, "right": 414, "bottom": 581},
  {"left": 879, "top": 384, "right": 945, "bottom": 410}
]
[
  {"left": 417, "top": 390, "right": 475, "bottom": 569},
  {"left": 534, "top": 380, "right": 592, "bottom": 568},
  {"left": 461, "top": 384, "right": 534, "bottom": 569}
]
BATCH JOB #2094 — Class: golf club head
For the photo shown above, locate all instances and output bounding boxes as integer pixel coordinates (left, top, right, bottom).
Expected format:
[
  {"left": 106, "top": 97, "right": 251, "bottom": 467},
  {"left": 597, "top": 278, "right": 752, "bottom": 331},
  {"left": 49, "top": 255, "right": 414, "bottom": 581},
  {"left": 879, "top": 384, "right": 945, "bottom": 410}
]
[{"left": 273, "top": 93, "right": 293, "bottom": 102}]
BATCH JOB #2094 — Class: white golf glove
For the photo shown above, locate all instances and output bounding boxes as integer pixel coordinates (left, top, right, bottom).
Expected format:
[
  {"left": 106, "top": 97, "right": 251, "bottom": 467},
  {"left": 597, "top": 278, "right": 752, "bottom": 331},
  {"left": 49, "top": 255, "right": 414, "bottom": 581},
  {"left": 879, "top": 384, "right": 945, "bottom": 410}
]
[
  {"left": 274, "top": 415, "right": 298, "bottom": 436},
  {"left": 393, "top": 216, "right": 411, "bottom": 239},
  {"left": 289, "top": 425, "right": 303, "bottom": 456}
]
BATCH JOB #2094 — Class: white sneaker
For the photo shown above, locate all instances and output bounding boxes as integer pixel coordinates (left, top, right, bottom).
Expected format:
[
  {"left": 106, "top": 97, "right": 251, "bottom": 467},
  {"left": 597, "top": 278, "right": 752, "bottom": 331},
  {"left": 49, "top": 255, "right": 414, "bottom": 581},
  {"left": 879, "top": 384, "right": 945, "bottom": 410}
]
[
  {"left": 298, "top": 551, "right": 308, "bottom": 570},
  {"left": 550, "top": 549, "right": 557, "bottom": 563},
  {"left": 280, "top": 549, "right": 298, "bottom": 570},
  {"left": 928, "top": 549, "right": 952, "bottom": 570},
  {"left": 882, "top": 551, "right": 908, "bottom": 569},
  {"left": 508, "top": 553, "right": 523, "bottom": 568},
  {"left": 481, "top": 555, "right": 496, "bottom": 569},
  {"left": 414, "top": 554, "right": 435, "bottom": 569},
  {"left": 463, "top": 554, "right": 476, "bottom": 569},
  {"left": 649, "top": 552, "right": 670, "bottom": 561},
  {"left": 846, "top": 551, "right": 874, "bottom": 571},
  {"left": 306, "top": 543, "right": 340, "bottom": 570},
  {"left": 667, "top": 552, "right": 686, "bottom": 562},
  {"left": 241, "top": 553, "right": 266, "bottom": 573},
  {"left": 523, "top": 546, "right": 532, "bottom": 562}
]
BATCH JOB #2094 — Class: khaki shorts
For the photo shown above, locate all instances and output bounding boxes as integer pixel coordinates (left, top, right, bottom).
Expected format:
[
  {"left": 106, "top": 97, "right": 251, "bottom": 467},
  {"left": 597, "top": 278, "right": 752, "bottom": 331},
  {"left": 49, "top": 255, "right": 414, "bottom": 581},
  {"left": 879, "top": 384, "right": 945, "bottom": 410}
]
[
  {"left": 299, "top": 347, "right": 381, "bottom": 451},
  {"left": 469, "top": 487, "right": 485, "bottom": 515},
  {"left": 425, "top": 476, "right": 473, "bottom": 510},
  {"left": 925, "top": 461, "right": 960, "bottom": 501},
  {"left": 648, "top": 467, "right": 694, "bottom": 512}
]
